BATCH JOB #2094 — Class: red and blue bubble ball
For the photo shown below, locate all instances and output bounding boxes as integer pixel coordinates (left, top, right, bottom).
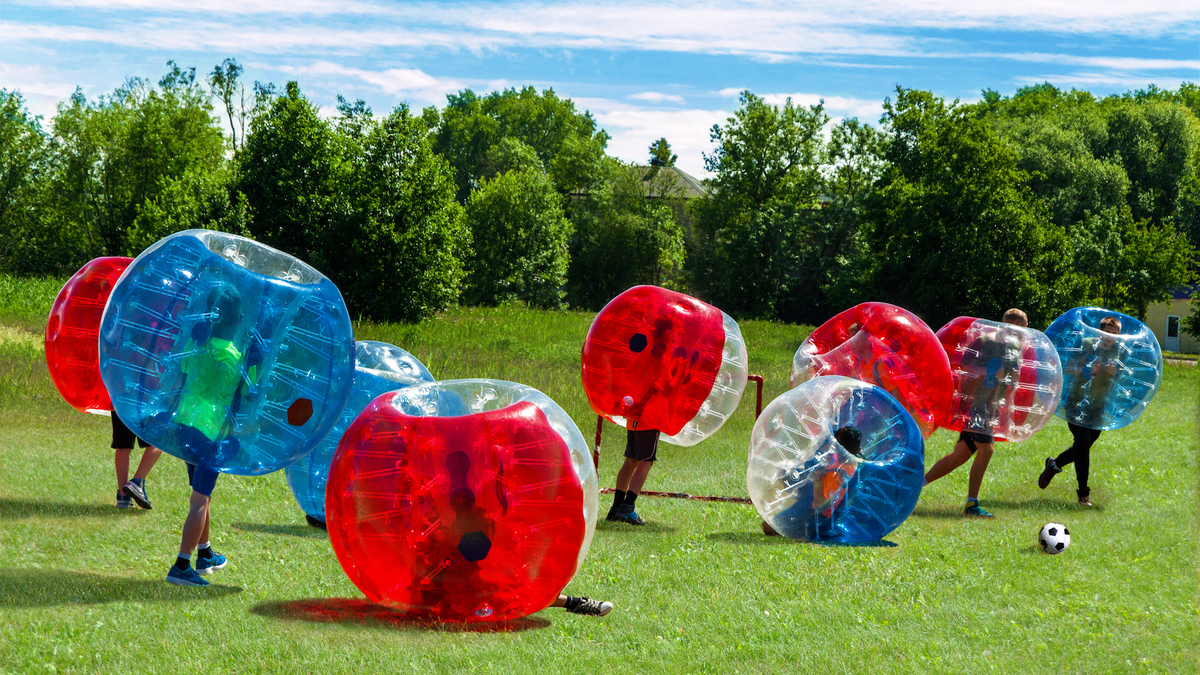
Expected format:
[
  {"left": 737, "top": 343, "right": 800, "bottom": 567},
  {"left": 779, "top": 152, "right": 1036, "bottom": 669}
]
[
  {"left": 791, "top": 302, "right": 952, "bottom": 437},
  {"left": 98, "top": 230, "right": 354, "bottom": 475},
  {"left": 45, "top": 257, "right": 132, "bottom": 414},
  {"left": 581, "top": 285, "right": 747, "bottom": 445},
  {"left": 936, "top": 317, "right": 1062, "bottom": 442},
  {"left": 326, "top": 379, "right": 599, "bottom": 622}
]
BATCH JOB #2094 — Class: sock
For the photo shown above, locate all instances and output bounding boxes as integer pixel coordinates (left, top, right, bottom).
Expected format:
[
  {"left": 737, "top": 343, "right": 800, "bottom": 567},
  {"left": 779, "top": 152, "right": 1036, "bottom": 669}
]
[
  {"left": 624, "top": 492, "right": 638, "bottom": 507},
  {"left": 611, "top": 490, "right": 626, "bottom": 510},
  {"left": 198, "top": 542, "right": 213, "bottom": 559},
  {"left": 563, "top": 596, "right": 582, "bottom": 611},
  {"left": 966, "top": 497, "right": 979, "bottom": 505},
  {"left": 175, "top": 553, "right": 191, "bottom": 570}
]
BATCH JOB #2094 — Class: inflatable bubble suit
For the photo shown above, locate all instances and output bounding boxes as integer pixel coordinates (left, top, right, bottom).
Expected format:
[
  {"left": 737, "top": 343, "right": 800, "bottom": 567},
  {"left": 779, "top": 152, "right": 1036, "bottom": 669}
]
[
  {"left": 1046, "top": 307, "right": 1162, "bottom": 431},
  {"left": 791, "top": 302, "right": 952, "bottom": 437},
  {"left": 326, "top": 379, "right": 600, "bottom": 622},
  {"left": 45, "top": 257, "right": 133, "bottom": 415},
  {"left": 936, "top": 317, "right": 1063, "bottom": 442},
  {"left": 581, "top": 285, "right": 748, "bottom": 445},
  {"left": 285, "top": 341, "right": 434, "bottom": 523},
  {"left": 98, "top": 229, "right": 354, "bottom": 475},
  {"left": 747, "top": 376, "right": 924, "bottom": 544}
]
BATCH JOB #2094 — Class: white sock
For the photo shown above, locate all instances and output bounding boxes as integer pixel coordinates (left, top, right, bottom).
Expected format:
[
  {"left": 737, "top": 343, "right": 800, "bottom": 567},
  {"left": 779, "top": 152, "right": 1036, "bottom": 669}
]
[
  {"left": 178, "top": 552, "right": 192, "bottom": 561},
  {"left": 198, "top": 542, "right": 211, "bottom": 552}
]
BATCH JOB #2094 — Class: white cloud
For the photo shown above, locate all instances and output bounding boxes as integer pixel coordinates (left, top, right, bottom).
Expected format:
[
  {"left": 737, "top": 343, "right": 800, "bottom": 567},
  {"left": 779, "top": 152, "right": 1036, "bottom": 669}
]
[
  {"left": 628, "top": 92, "right": 684, "bottom": 103},
  {"left": 0, "top": 62, "right": 83, "bottom": 121},
  {"left": 276, "top": 62, "right": 463, "bottom": 103},
  {"left": 759, "top": 93, "right": 885, "bottom": 123},
  {"left": 575, "top": 98, "right": 727, "bottom": 177}
]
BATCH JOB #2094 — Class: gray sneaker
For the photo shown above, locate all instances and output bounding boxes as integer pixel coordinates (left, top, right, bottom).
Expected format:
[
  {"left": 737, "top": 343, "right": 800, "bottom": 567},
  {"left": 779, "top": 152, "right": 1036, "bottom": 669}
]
[
  {"left": 565, "top": 597, "right": 613, "bottom": 617},
  {"left": 122, "top": 479, "right": 152, "bottom": 510}
]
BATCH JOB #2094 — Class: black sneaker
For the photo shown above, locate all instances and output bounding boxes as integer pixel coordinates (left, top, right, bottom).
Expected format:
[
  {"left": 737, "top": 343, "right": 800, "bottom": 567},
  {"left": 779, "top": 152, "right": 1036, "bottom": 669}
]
[
  {"left": 605, "top": 505, "right": 622, "bottom": 522},
  {"left": 564, "top": 596, "right": 613, "bottom": 617},
  {"left": 614, "top": 504, "right": 645, "bottom": 525},
  {"left": 1038, "top": 457, "right": 1061, "bottom": 490},
  {"left": 122, "top": 479, "right": 152, "bottom": 509}
]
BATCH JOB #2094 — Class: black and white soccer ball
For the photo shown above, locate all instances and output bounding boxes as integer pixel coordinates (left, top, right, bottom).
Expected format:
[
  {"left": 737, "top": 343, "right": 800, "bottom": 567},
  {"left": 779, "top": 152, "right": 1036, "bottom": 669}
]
[{"left": 1039, "top": 523, "right": 1071, "bottom": 554}]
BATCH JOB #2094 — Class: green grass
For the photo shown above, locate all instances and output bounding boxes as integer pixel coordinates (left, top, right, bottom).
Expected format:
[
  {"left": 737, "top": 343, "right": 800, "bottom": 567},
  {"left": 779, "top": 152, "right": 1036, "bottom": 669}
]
[{"left": 0, "top": 285, "right": 1196, "bottom": 674}]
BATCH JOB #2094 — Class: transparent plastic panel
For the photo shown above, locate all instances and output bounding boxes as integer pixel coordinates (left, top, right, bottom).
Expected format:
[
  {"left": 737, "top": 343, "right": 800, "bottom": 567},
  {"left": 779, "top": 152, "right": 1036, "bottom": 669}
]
[
  {"left": 1047, "top": 307, "right": 1162, "bottom": 431},
  {"left": 99, "top": 230, "right": 354, "bottom": 475},
  {"left": 663, "top": 312, "right": 749, "bottom": 446},
  {"left": 747, "top": 376, "right": 925, "bottom": 544},
  {"left": 937, "top": 318, "right": 1063, "bottom": 442},
  {"left": 285, "top": 341, "right": 434, "bottom": 521}
]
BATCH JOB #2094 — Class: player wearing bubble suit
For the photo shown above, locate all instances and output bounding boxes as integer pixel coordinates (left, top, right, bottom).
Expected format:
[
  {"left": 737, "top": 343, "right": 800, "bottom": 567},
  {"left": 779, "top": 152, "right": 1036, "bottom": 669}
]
[
  {"left": 166, "top": 285, "right": 253, "bottom": 586},
  {"left": 924, "top": 308, "right": 1028, "bottom": 518},
  {"left": 1038, "top": 316, "right": 1121, "bottom": 507},
  {"left": 761, "top": 426, "right": 862, "bottom": 538}
]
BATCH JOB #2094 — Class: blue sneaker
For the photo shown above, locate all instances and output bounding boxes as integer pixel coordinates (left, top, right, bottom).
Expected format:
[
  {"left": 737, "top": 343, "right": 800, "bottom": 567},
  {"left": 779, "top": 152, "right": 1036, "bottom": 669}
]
[
  {"left": 116, "top": 491, "right": 131, "bottom": 509},
  {"left": 964, "top": 501, "right": 994, "bottom": 518},
  {"left": 195, "top": 550, "right": 227, "bottom": 575},
  {"left": 122, "top": 478, "right": 152, "bottom": 510},
  {"left": 167, "top": 564, "right": 209, "bottom": 587}
]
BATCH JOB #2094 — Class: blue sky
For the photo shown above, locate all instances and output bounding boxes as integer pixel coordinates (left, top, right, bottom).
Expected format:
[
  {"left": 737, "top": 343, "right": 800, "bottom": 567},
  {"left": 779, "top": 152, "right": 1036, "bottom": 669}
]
[{"left": 3, "top": 0, "right": 1198, "bottom": 177}]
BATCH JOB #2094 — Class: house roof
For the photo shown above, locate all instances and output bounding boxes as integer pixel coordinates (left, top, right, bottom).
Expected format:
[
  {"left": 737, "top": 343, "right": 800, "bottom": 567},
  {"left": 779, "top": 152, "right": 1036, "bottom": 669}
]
[
  {"left": 632, "top": 165, "right": 709, "bottom": 199},
  {"left": 1170, "top": 284, "right": 1197, "bottom": 300}
]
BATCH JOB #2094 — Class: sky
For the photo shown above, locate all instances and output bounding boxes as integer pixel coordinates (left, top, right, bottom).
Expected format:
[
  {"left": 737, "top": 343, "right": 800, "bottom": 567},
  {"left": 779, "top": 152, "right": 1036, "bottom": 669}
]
[{"left": 3, "top": 0, "right": 1198, "bottom": 177}]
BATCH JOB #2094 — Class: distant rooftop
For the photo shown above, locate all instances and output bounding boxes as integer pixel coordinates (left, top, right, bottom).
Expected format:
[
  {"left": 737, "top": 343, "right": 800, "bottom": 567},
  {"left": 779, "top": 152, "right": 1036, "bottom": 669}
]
[{"left": 631, "top": 165, "right": 709, "bottom": 199}]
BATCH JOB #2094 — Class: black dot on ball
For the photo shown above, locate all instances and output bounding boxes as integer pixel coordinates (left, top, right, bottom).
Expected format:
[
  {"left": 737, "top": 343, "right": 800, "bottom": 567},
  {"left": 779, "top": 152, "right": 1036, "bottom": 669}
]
[
  {"left": 1040, "top": 539, "right": 1048, "bottom": 548},
  {"left": 1064, "top": 527, "right": 1070, "bottom": 535},
  {"left": 458, "top": 531, "right": 492, "bottom": 562},
  {"left": 628, "top": 333, "right": 648, "bottom": 353},
  {"left": 1055, "top": 542, "right": 1065, "bottom": 551},
  {"left": 1048, "top": 527, "right": 1057, "bottom": 537}
]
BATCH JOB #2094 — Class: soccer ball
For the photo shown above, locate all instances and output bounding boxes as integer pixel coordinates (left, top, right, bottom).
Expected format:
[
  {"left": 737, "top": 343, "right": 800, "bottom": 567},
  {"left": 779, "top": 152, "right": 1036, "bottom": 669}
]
[{"left": 1039, "top": 523, "right": 1071, "bottom": 554}]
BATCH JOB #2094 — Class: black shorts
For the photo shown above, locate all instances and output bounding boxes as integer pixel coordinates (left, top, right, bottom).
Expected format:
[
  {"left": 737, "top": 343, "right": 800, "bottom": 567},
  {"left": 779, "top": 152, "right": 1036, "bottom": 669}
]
[
  {"left": 186, "top": 463, "right": 221, "bottom": 498},
  {"left": 958, "top": 430, "right": 994, "bottom": 454},
  {"left": 624, "top": 428, "right": 660, "bottom": 463},
  {"left": 111, "top": 413, "right": 149, "bottom": 450}
]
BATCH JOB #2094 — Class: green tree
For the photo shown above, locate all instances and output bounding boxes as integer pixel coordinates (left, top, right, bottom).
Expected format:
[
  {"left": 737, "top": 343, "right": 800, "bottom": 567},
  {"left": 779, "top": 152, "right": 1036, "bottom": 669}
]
[
  {"left": 207, "top": 58, "right": 247, "bottom": 152},
  {"left": 431, "top": 87, "right": 611, "bottom": 201},
  {"left": 237, "top": 81, "right": 348, "bottom": 271},
  {"left": 1071, "top": 207, "right": 1196, "bottom": 318},
  {"left": 464, "top": 166, "right": 573, "bottom": 307},
  {"left": 862, "top": 87, "right": 1083, "bottom": 327},
  {"left": 567, "top": 161, "right": 686, "bottom": 309},
  {"left": 49, "top": 63, "right": 229, "bottom": 259},
  {"left": 648, "top": 138, "right": 677, "bottom": 167},
  {"left": 689, "top": 91, "right": 827, "bottom": 319}
]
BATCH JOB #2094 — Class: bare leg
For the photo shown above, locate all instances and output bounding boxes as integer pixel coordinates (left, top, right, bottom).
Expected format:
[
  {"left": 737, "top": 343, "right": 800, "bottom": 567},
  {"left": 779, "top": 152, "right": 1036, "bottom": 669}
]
[
  {"left": 132, "top": 447, "right": 163, "bottom": 480},
  {"left": 114, "top": 448, "right": 132, "bottom": 492},
  {"left": 551, "top": 595, "right": 567, "bottom": 607},
  {"left": 966, "top": 443, "right": 994, "bottom": 500},
  {"left": 625, "top": 460, "right": 654, "bottom": 495},
  {"left": 179, "top": 491, "right": 211, "bottom": 557},
  {"left": 924, "top": 441, "right": 973, "bottom": 485},
  {"left": 614, "top": 457, "right": 639, "bottom": 492}
]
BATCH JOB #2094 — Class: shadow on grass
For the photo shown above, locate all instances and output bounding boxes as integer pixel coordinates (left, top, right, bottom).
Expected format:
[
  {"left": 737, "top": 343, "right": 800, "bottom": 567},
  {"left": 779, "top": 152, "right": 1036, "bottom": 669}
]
[
  {"left": 0, "top": 569, "right": 242, "bottom": 607},
  {"left": 912, "top": 497, "right": 1104, "bottom": 519},
  {"left": 705, "top": 531, "right": 897, "bottom": 547},
  {"left": 596, "top": 520, "right": 677, "bottom": 534},
  {"left": 0, "top": 498, "right": 144, "bottom": 520},
  {"left": 252, "top": 598, "right": 552, "bottom": 633},
  {"left": 231, "top": 521, "right": 328, "bottom": 539}
]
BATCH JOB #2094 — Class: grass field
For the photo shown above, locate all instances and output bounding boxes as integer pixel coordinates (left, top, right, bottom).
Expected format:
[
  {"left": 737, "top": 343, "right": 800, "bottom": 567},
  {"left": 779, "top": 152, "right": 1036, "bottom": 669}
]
[{"left": 1, "top": 275, "right": 1197, "bottom": 674}]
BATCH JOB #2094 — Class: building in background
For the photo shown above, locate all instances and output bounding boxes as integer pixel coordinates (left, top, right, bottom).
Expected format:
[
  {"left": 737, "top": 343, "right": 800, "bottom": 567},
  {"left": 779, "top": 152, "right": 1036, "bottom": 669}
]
[{"left": 1145, "top": 285, "right": 1197, "bottom": 354}]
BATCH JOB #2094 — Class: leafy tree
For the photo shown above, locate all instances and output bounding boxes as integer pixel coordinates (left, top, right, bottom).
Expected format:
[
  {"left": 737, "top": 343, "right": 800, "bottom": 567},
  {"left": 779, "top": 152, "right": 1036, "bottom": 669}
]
[
  {"left": 464, "top": 166, "right": 573, "bottom": 307},
  {"left": 43, "top": 63, "right": 228, "bottom": 262},
  {"left": 567, "top": 161, "right": 686, "bottom": 309},
  {"left": 237, "top": 81, "right": 348, "bottom": 272},
  {"left": 862, "top": 87, "right": 1084, "bottom": 327},
  {"left": 648, "top": 138, "right": 677, "bottom": 167},
  {"left": 689, "top": 91, "right": 827, "bottom": 319},
  {"left": 207, "top": 58, "right": 247, "bottom": 152},
  {"left": 1071, "top": 207, "right": 1196, "bottom": 318},
  {"left": 431, "top": 87, "right": 610, "bottom": 201},
  {"left": 1099, "top": 99, "right": 1200, "bottom": 226}
]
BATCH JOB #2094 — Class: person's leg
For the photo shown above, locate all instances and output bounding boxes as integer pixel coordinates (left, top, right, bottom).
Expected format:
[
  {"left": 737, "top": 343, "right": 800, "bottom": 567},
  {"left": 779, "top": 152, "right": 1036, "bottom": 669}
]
[
  {"left": 923, "top": 439, "right": 973, "bottom": 485},
  {"left": 966, "top": 442, "right": 994, "bottom": 501},
  {"left": 114, "top": 448, "right": 132, "bottom": 492},
  {"left": 626, "top": 460, "right": 654, "bottom": 495},
  {"left": 1074, "top": 429, "right": 1101, "bottom": 506},
  {"left": 132, "top": 446, "right": 163, "bottom": 480},
  {"left": 179, "top": 490, "right": 210, "bottom": 560},
  {"left": 553, "top": 594, "right": 613, "bottom": 616}
]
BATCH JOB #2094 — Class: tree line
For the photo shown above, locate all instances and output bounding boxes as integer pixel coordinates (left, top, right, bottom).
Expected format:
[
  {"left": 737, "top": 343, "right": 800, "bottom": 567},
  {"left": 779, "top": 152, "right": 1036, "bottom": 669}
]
[{"left": 2, "top": 60, "right": 1197, "bottom": 330}]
